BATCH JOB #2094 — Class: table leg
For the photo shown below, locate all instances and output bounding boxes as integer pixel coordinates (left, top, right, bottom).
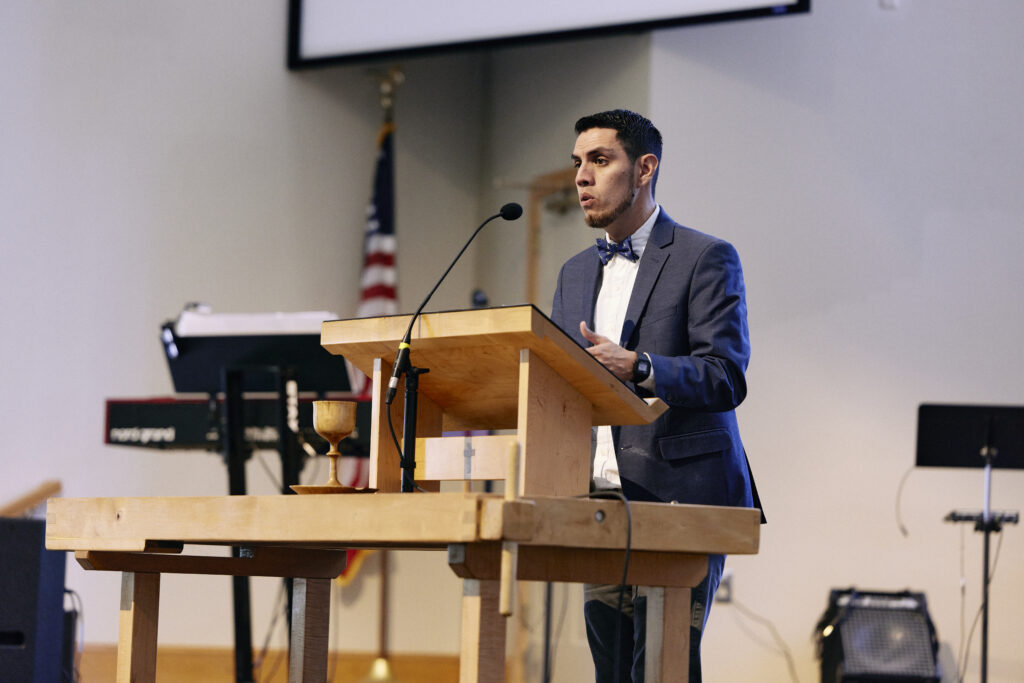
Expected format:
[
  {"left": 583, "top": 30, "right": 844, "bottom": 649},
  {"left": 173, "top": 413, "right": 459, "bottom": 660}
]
[
  {"left": 117, "top": 571, "right": 160, "bottom": 683},
  {"left": 289, "top": 577, "right": 331, "bottom": 683},
  {"left": 643, "top": 586, "right": 691, "bottom": 683},
  {"left": 460, "top": 578, "right": 506, "bottom": 683}
]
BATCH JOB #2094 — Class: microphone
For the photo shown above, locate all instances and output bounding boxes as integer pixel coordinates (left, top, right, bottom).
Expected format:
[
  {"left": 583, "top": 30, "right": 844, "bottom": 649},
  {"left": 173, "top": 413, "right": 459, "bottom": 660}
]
[
  {"left": 499, "top": 202, "right": 523, "bottom": 220},
  {"left": 385, "top": 203, "right": 523, "bottom": 405}
]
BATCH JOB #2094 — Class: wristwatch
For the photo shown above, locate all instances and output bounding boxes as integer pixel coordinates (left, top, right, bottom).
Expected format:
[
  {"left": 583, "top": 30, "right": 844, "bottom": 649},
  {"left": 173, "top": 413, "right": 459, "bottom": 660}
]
[{"left": 631, "top": 353, "right": 652, "bottom": 384}]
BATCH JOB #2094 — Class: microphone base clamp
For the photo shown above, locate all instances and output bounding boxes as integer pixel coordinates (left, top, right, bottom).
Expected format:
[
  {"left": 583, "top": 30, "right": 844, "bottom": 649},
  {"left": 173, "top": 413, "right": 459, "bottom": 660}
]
[{"left": 400, "top": 364, "right": 429, "bottom": 493}]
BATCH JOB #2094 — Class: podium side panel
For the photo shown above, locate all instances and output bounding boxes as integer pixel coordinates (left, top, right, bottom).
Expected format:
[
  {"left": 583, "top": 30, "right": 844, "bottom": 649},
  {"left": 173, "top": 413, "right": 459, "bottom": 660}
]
[
  {"left": 517, "top": 349, "right": 591, "bottom": 497},
  {"left": 370, "top": 358, "right": 401, "bottom": 492}
]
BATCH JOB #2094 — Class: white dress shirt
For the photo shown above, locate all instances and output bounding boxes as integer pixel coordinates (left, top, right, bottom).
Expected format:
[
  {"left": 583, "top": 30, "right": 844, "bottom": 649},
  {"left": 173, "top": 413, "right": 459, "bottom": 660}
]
[{"left": 592, "top": 205, "right": 660, "bottom": 489}]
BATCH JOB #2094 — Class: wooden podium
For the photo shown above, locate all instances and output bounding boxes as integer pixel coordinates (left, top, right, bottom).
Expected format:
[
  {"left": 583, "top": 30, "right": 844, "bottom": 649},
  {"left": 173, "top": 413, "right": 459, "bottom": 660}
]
[
  {"left": 320, "top": 305, "right": 667, "bottom": 496},
  {"left": 45, "top": 307, "right": 761, "bottom": 683}
]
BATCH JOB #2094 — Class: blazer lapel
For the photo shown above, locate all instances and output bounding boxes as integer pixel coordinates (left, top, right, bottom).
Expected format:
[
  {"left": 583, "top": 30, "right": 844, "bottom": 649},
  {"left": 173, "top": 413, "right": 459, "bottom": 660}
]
[
  {"left": 620, "top": 215, "right": 674, "bottom": 347},
  {"left": 581, "top": 247, "right": 602, "bottom": 331}
]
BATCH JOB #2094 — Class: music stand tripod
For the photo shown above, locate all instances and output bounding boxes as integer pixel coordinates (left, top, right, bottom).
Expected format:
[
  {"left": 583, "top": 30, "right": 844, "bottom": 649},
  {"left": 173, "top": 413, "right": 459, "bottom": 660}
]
[{"left": 916, "top": 404, "right": 1023, "bottom": 683}]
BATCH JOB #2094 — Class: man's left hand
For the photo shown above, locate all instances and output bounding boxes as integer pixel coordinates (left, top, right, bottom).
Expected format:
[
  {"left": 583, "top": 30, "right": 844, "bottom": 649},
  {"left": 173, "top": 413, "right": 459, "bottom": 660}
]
[{"left": 579, "top": 321, "right": 638, "bottom": 382}]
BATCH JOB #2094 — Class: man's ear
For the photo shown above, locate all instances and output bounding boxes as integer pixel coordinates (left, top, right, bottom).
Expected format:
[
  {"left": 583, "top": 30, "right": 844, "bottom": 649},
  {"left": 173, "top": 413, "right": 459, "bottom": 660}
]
[{"left": 636, "top": 153, "right": 659, "bottom": 188}]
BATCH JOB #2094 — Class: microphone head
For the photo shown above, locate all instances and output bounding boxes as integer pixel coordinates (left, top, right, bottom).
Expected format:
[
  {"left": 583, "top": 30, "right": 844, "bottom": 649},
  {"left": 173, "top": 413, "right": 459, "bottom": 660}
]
[{"left": 499, "top": 202, "right": 523, "bottom": 221}]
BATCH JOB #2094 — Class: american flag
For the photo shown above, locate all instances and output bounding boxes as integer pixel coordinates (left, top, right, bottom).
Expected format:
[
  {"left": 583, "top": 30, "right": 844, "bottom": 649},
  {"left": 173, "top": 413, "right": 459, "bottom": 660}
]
[
  {"left": 340, "top": 120, "right": 396, "bottom": 495},
  {"left": 357, "top": 121, "right": 398, "bottom": 318},
  {"left": 345, "top": 120, "right": 397, "bottom": 399}
]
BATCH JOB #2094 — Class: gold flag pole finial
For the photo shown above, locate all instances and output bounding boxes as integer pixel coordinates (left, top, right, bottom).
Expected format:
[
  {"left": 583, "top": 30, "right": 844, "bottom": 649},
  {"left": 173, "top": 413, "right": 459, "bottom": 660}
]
[{"left": 373, "top": 67, "right": 404, "bottom": 121}]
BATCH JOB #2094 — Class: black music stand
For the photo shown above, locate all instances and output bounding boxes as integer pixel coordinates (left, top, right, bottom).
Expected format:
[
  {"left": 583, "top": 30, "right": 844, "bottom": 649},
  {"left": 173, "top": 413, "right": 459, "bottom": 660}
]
[
  {"left": 161, "top": 321, "right": 353, "bottom": 683},
  {"left": 162, "top": 321, "right": 350, "bottom": 394},
  {"left": 160, "top": 322, "right": 354, "bottom": 498},
  {"left": 916, "top": 403, "right": 1023, "bottom": 683}
]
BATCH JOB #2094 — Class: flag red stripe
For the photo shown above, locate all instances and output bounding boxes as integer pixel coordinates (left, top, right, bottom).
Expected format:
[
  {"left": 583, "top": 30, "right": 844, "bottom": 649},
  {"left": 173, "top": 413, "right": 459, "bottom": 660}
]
[
  {"left": 363, "top": 252, "right": 395, "bottom": 267},
  {"left": 361, "top": 285, "right": 396, "bottom": 300}
]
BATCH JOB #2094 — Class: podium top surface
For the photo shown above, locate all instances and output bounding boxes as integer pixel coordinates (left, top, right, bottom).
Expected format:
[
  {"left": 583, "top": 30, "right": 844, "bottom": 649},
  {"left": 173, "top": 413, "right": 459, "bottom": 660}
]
[
  {"left": 45, "top": 493, "right": 760, "bottom": 557},
  {"left": 321, "top": 305, "right": 667, "bottom": 428}
]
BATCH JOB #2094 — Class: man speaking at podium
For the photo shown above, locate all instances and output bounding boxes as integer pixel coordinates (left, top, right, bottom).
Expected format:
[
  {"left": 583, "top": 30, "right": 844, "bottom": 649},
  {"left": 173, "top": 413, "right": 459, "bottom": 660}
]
[{"left": 551, "top": 110, "right": 758, "bottom": 682}]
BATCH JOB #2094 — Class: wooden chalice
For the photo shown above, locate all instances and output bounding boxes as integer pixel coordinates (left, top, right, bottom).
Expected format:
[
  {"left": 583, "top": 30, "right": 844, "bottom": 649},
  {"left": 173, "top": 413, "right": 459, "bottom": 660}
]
[
  {"left": 291, "top": 400, "right": 363, "bottom": 494},
  {"left": 314, "top": 400, "right": 356, "bottom": 486}
]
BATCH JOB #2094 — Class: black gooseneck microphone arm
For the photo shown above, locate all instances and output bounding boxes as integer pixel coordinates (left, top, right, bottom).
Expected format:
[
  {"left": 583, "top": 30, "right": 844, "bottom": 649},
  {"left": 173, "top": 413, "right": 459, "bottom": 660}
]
[
  {"left": 385, "top": 202, "right": 522, "bottom": 491},
  {"left": 385, "top": 202, "right": 522, "bottom": 406}
]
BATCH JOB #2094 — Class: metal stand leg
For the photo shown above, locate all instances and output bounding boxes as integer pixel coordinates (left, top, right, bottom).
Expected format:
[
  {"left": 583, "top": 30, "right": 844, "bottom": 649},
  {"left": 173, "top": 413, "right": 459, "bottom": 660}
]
[
  {"left": 979, "top": 457, "right": 994, "bottom": 683},
  {"left": 277, "top": 367, "right": 302, "bottom": 638},
  {"left": 222, "top": 368, "right": 255, "bottom": 683}
]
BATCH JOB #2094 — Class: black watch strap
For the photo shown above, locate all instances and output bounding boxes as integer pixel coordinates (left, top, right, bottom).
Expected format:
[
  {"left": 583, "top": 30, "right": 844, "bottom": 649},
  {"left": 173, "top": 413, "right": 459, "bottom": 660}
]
[{"left": 631, "top": 354, "right": 652, "bottom": 383}]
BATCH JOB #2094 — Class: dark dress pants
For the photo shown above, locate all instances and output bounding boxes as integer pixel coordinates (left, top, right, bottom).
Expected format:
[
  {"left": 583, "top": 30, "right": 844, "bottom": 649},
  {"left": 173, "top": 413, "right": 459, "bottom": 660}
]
[{"left": 583, "top": 554, "right": 725, "bottom": 683}]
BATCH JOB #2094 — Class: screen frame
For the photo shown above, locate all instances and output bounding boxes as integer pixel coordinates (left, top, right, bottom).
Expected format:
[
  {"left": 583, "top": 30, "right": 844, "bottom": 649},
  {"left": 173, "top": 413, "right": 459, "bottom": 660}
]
[{"left": 286, "top": 0, "right": 810, "bottom": 70}]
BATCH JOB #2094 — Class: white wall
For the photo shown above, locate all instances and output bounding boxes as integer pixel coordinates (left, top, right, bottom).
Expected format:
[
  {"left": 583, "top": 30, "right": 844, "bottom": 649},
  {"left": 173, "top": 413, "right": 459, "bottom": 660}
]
[
  {"left": 1, "top": 0, "right": 487, "bottom": 656},
  {"left": 474, "top": 34, "right": 653, "bottom": 310},
  {"left": 646, "top": 2, "right": 1024, "bottom": 682},
  {"left": 4, "top": 2, "right": 1023, "bottom": 682},
  {"left": 473, "top": 3, "right": 1024, "bottom": 682}
]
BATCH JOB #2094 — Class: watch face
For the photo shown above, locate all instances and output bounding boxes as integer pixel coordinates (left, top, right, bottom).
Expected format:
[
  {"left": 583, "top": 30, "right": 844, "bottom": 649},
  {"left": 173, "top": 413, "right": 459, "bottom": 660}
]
[{"left": 634, "top": 357, "right": 651, "bottom": 382}]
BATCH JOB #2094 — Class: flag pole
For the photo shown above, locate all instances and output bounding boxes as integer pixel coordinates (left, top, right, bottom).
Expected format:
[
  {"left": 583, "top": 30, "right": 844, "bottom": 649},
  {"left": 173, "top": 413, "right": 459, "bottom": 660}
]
[
  {"left": 362, "top": 66, "right": 402, "bottom": 683},
  {"left": 362, "top": 550, "right": 395, "bottom": 682},
  {"left": 375, "top": 66, "right": 404, "bottom": 123}
]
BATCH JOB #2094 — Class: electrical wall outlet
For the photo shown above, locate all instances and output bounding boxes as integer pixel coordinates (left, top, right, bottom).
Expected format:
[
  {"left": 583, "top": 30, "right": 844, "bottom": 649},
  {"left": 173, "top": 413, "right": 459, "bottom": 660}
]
[{"left": 715, "top": 568, "right": 734, "bottom": 603}]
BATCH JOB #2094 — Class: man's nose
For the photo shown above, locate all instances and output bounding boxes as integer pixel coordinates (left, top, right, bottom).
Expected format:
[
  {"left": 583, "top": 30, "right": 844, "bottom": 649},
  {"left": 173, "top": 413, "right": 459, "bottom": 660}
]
[{"left": 576, "top": 165, "right": 591, "bottom": 187}]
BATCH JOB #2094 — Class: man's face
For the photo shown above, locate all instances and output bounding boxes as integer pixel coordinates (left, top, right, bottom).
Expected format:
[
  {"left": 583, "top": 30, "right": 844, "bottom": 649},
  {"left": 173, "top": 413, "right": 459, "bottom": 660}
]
[{"left": 571, "top": 127, "right": 637, "bottom": 229}]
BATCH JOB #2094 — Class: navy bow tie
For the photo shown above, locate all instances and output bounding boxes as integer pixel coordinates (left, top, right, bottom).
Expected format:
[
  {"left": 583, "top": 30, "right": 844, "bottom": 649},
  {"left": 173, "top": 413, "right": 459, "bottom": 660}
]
[{"left": 595, "top": 236, "right": 638, "bottom": 265}]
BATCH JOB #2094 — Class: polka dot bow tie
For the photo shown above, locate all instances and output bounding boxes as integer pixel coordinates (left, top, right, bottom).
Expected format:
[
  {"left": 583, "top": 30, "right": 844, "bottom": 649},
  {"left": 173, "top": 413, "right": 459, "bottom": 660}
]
[{"left": 595, "top": 236, "right": 638, "bottom": 264}]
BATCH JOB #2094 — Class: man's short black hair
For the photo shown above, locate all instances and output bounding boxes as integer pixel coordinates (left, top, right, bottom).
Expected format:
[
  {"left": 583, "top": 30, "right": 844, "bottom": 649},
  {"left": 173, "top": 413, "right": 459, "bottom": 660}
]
[{"left": 574, "top": 109, "right": 663, "bottom": 164}]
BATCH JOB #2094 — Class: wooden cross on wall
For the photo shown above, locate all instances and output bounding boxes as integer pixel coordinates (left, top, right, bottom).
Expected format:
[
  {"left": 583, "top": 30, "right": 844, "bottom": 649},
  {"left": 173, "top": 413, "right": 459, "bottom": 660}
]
[{"left": 525, "top": 167, "right": 578, "bottom": 305}]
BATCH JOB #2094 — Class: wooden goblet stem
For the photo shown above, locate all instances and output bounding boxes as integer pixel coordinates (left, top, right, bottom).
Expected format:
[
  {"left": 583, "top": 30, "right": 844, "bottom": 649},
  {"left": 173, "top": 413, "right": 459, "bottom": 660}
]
[{"left": 326, "top": 445, "right": 341, "bottom": 486}]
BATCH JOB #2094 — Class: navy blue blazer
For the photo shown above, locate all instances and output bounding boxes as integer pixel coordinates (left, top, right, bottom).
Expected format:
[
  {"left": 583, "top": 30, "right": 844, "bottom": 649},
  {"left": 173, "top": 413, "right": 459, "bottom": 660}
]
[{"left": 552, "top": 210, "right": 758, "bottom": 511}]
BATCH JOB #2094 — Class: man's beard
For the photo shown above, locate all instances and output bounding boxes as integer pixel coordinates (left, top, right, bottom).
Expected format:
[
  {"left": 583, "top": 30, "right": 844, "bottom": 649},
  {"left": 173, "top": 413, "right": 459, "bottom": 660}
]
[
  {"left": 583, "top": 168, "right": 636, "bottom": 229},
  {"left": 584, "top": 193, "right": 634, "bottom": 229}
]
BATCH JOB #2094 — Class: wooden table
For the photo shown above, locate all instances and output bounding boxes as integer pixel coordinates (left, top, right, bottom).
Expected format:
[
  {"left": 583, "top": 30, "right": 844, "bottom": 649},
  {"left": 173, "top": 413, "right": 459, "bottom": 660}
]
[{"left": 46, "top": 492, "right": 760, "bottom": 682}]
